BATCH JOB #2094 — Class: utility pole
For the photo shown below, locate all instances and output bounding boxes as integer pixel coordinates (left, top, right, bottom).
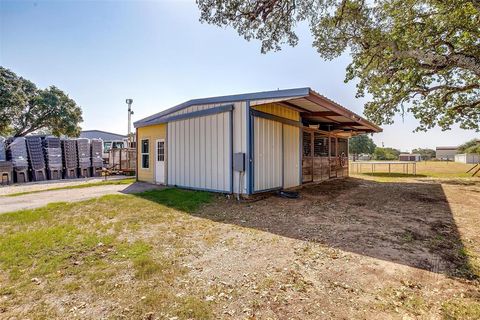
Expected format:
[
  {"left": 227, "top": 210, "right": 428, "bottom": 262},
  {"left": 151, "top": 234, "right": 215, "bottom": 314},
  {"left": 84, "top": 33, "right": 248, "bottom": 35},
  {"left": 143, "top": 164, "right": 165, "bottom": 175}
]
[{"left": 126, "top": 99, "right": 134, "bottom": 147}]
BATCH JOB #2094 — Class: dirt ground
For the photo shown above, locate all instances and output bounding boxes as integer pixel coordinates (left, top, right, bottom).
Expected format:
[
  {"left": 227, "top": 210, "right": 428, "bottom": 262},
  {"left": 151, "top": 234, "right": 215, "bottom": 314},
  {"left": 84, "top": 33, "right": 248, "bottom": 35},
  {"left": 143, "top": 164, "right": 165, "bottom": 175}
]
[
  {"left": 1, "top": 177, "right": 479, "bottom": 319},
  {"left": 190, "top": 177, "right": 480, "bottom": 319}
]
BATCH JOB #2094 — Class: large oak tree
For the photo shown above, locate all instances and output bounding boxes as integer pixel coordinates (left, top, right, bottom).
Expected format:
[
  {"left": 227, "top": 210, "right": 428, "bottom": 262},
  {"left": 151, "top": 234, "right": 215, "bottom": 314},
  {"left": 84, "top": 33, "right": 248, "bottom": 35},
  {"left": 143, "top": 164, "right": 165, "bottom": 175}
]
[
  {"left": 197, "top": 0, "right": 480, "bottom": 131},
  {"left": 0, "top": 67, "right": 83, "bottom": 137}
]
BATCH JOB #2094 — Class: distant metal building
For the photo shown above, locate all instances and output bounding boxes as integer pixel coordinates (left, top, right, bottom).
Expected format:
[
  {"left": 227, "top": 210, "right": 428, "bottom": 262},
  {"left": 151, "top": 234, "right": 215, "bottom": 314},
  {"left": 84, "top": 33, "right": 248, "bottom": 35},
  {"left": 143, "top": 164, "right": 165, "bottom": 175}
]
[
  {"left": 455, "top": 153, "right": 480, "bottom": 164},
  {"left": 399, "top": 154, "right": 421, "bottom": 162},
  {"left": 80, "top": 130, "right": 127, "bottom": 151},
  {"left": 436, "top": 146, "right": 458, "bottom": 161},
  {"left": 134, "top": 88, "right": 382, "bottom": 195}
]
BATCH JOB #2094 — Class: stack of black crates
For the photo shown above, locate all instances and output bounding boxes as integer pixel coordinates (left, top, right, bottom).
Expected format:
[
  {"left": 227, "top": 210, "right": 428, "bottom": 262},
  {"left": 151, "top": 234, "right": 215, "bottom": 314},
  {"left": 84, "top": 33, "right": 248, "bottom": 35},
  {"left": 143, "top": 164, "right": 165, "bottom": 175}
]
[
  {"left": 76, "top": 138, "right": 91, "bottom": 178},
  {"left": 6, "top": 137, "right": 29, "bottom": 183},
  {"left": 42, "top": 137, "right": 63, "bottom": 180},
  {"left": 26, "top": 136, "right": 47, "bottom": 181},
  {"left": 0, "top": 137, "right": 13, "bottom": 185},
  {"left": 62, "top": 139, "right": 78, "bottom": 179},
  {"left": 90, "top": 139, "right": 103, "bottom": 177}
]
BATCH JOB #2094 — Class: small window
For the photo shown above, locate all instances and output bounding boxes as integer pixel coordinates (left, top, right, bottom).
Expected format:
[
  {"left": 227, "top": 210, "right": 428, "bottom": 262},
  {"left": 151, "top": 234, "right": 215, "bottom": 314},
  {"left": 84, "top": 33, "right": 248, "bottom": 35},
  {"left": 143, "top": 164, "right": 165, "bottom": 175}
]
[
  {"left": 157, "top": 141, "right": 165, "bottom": 161},
  {"left": 113, "top": 141, "right": 124, "bottom": 149},
  {"left": 141, "top": 139, "right": 149, "bottom": 169},
  {"left": 104, "top": 142, "right": 112, "bottom": 152}
]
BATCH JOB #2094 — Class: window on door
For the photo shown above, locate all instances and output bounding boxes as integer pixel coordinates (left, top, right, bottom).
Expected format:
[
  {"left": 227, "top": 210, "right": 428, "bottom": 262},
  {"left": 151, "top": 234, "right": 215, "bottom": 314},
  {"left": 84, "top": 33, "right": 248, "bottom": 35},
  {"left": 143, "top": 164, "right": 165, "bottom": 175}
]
[
  {"left": 157, "top": 141, "right": 165, "bottom": 161},
  {"left": 141, "top": 139, "right": 149, "bottom": 169}
]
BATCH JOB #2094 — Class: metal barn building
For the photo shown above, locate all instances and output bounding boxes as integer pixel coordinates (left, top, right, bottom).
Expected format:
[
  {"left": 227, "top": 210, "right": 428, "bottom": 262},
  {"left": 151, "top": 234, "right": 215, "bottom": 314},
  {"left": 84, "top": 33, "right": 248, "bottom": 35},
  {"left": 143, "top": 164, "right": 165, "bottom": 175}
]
[
  {"left": 399, "top": 154, "right": 422, "bottom": 162},
  {"left": 134, "top": 88, "right": 382, "bottom": 195}
]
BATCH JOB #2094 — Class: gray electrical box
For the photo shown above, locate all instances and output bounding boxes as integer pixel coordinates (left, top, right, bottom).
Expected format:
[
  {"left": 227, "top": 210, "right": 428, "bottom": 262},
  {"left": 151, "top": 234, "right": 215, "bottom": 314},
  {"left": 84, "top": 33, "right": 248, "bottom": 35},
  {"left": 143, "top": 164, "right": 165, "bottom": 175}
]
[{"left": 233, "top": 152, "right": 245, "bottom": 172}]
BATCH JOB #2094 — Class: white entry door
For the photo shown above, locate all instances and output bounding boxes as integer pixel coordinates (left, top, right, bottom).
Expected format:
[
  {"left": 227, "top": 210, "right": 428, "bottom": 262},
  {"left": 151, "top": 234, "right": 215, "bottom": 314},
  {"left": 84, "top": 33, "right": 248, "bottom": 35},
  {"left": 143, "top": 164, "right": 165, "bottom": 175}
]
[{"left": 155, "top": 139, "right": 165, "bottom": 184}]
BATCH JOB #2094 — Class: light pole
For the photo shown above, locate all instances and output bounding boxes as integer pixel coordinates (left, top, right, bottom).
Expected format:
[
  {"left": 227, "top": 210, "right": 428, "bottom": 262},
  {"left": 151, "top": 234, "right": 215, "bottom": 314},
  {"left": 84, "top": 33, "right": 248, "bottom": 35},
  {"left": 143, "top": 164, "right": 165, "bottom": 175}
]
[{"left": 126, "top": 99, "right": 134, "bottom": 147}]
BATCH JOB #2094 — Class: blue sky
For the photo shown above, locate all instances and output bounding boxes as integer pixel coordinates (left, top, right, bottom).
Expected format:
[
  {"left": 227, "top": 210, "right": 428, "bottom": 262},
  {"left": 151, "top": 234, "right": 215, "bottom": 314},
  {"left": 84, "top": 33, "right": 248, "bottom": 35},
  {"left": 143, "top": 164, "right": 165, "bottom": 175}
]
[{"left": 1, "top": 0, "right": 477, "bottom": 151}]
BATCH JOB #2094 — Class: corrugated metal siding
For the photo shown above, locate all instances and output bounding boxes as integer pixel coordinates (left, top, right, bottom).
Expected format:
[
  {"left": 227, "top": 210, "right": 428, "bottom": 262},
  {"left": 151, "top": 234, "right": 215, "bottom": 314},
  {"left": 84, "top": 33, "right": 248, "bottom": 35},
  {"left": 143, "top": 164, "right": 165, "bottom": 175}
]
[
  {"left": 253, "top": 117, "right": 283, "bottom": 191},
  {"left": 168, "top": 111, "right": 232, "bottom": 192},
  {"left": 283, "top": 125, "right": 301, "bottom": 188},
  {"left": 253, "top": 103, "right": 300, "bottom": 121}
]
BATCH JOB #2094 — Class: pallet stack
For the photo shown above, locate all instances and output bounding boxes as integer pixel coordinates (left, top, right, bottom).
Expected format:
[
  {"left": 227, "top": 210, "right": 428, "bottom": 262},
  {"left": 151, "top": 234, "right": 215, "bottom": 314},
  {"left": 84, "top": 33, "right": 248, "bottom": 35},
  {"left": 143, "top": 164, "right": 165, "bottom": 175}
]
[
  {"left": 62, "top": 139, "right": 78, "bottom": 179},
  {"left": 26, "top": 136, "right": 47, "bottom": 181},
  {"left": 76, "top": 138, "right": 91, "bottom": 178},
  {"left": 0, "top": 137, "right": 13, "bottom": 185},
  {"left": 42, "top": 136, "right": 63, "bottom": 180},
  {"left": 90, "top": 139, "right": 103, "bottom": 177},
  {"left": 6, "top": 137, "right": 29, "bottom": 183}
]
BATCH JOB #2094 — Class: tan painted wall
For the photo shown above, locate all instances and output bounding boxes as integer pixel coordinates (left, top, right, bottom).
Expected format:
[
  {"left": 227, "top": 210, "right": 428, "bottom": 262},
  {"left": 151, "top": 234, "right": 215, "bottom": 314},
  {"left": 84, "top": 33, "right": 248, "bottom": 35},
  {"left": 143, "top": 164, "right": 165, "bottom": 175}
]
[{"left": 137, "top": 124, "right": 167, "bottom": 184}]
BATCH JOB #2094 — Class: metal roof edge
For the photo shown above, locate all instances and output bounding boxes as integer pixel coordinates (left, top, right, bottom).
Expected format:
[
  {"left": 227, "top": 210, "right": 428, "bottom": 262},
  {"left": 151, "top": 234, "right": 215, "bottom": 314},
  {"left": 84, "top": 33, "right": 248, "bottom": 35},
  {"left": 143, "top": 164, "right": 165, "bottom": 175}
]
[{"left": 134, "top": 87, "right": 310, "bottom": 128}]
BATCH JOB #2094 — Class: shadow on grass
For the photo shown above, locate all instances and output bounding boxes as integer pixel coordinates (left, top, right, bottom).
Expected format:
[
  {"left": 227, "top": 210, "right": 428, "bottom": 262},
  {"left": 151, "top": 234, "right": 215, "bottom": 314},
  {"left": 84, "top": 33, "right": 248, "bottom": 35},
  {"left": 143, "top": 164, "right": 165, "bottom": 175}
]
[
  {"left": 131, "top": 179, "right": 479, "bottom": 281},
  {"left": 133, "top": 188, "right": 213, "bottom": 213},
  {"left": 361, "top": 172, "right": 428, "bottom": 178}
]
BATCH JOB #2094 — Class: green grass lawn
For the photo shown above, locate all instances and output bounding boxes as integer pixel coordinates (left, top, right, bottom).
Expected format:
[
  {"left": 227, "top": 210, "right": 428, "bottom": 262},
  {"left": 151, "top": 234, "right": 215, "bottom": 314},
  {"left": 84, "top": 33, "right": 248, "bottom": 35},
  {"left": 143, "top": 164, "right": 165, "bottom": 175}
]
[
  {"left": 4, "top": 178, "right": 136, "bottom": 197},
  {"left": 0, "top": 188, "right": 214, "bottom": 319}
]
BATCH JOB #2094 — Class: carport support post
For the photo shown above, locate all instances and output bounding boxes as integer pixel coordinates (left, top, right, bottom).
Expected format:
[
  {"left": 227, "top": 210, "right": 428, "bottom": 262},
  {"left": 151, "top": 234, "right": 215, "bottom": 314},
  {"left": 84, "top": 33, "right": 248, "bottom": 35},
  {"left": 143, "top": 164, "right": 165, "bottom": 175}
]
[{"left": 246, "top": 100, "right": 254, "bottom": 194}]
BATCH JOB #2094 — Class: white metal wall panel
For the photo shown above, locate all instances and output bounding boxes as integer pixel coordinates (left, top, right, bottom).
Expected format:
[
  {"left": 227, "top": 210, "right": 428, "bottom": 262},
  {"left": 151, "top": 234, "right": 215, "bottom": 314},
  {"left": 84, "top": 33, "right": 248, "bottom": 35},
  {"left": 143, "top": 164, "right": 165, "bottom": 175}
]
[
  {"left": 168, "top": 112, "right": 232, "bottom": 192},
  {"left": 253, "top": 117, "right": 283, "bottom": 192},
  {"left": 283, "top": 125, "right": 301, "bottom": 188}
]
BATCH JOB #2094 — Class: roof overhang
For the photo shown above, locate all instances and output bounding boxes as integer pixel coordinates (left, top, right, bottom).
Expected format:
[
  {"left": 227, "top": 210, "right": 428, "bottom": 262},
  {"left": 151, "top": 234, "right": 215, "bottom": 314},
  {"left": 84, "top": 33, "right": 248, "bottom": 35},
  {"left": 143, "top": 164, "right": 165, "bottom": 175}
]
[{"left": 270, "top": 89, "right": 382, "bottom": 134}]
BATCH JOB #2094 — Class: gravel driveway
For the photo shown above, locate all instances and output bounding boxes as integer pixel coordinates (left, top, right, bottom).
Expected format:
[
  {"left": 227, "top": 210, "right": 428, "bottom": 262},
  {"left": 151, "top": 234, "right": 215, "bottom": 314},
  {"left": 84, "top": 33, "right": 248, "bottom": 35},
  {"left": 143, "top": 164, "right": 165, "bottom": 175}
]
[{"left": 0, "top": 182, "right": 163, "bottom": 214}]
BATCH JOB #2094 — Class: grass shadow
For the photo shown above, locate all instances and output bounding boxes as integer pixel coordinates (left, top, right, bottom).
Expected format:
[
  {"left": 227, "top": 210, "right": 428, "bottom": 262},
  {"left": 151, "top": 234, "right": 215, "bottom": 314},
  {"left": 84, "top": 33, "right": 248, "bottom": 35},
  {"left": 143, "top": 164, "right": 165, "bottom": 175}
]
[
  {"left": 361, "top": 172, "right": 428, "bottom": 178},
  {"left": 133, "top": 188, "right": 213, "bottom": 213}
]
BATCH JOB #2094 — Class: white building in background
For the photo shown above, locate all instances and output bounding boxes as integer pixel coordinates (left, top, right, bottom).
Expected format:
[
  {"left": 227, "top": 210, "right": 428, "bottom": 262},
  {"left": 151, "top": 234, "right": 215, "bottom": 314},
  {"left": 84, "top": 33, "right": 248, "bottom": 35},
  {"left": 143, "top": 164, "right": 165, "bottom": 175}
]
[
  {"left": 435, "top": 146, "right": 458, "bottom": 161},
  {"left": 455, "top": 153, "right": 480, "bottom": 164}
]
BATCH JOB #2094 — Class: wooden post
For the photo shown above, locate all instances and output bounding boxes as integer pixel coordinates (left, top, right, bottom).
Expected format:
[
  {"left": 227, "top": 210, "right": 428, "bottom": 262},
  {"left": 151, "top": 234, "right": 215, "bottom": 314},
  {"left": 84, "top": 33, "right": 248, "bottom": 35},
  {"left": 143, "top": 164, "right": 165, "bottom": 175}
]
[
  {"left": 328, "top": 134, "right": 331, "bottom": 178},
  {"left": 335, "top": 136, "right": 340, "bottom": 178},
  {"left": 311, "top": 132, "right": 314, "bottom": 182}
]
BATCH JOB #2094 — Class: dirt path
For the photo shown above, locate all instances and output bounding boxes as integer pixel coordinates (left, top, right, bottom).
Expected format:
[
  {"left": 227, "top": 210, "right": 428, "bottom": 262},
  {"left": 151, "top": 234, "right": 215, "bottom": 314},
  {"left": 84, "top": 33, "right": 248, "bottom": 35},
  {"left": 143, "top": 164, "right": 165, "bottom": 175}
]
[{"left": 0, "top": 182, "right": 162, "bottom": 214}]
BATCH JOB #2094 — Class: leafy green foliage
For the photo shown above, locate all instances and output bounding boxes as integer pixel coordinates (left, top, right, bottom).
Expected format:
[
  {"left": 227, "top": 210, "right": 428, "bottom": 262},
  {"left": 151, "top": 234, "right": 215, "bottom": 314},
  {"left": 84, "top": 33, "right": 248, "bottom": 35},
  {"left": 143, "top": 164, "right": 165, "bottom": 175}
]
[
  {"left": 458, "top": 139, "right": 480, "bottom": 154},
  {"left": 0, "top": 67, "right": 83, "bottom": 137},
  {"left": 374, "top": 147, "right": 400, "bottom": 160},
  {"left": 196, "top": 0, "right": 480, "bottom": 131},
  {"left": 412, "top": 148, "right": 436, "bottom": 160},
  {"left": 349, "top": 134, "right": 376, "bottom": 158}
]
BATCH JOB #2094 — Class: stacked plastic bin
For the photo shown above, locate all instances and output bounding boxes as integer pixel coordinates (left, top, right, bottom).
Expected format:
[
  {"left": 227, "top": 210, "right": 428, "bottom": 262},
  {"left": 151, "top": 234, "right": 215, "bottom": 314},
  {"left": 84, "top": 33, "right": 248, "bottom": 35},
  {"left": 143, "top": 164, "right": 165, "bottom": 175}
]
[
  {"left": 42, "top": 136, "right": 63, "bottom": 180},
  {"left": 62, "top": 139, "right": 78, "bottom": 179},
  {"left": 0, "top": 137, "right": 13, "bottom": 185},
  {"left": 90, "top": 139, "right": 103, "bottom": 177},
  {"left": 26, "top": 136, "right": 47, "bottom": 181},
  {"left": 6, "top": 137, "right": 29, "bottom": 183},
  {"left": 76, "top": 138, "right": 91, "bottom": 178}
]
